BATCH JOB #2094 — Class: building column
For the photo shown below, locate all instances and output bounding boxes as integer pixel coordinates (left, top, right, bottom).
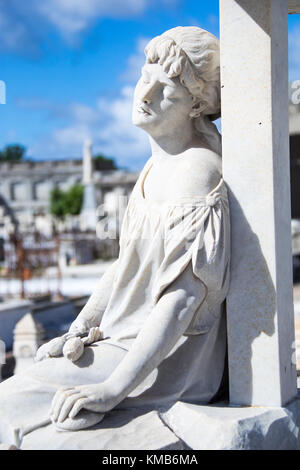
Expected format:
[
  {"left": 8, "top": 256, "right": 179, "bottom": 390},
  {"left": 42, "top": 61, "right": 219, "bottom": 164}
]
[{"left": 220, "top": 0, "right": 297, "bottom": 406}]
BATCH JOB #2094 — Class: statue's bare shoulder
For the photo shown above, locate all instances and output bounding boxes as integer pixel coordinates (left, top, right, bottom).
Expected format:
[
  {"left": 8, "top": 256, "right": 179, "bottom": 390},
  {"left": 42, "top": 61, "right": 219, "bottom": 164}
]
[{"left": 171, "top": 147, "right": 222, "bottom": 199}]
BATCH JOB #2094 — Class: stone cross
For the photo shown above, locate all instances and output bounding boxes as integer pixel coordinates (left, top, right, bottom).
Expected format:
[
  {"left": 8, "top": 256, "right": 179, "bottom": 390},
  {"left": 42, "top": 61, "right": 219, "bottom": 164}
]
[{"left": 220, "top": 0, "right": 300, "bottom": 407}]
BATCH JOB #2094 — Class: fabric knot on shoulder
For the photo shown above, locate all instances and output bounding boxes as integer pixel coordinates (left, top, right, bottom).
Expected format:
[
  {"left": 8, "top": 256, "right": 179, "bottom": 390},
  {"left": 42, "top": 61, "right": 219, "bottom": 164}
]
[{"left": 205, "top": 194, "right": 220, "bottom": 207}]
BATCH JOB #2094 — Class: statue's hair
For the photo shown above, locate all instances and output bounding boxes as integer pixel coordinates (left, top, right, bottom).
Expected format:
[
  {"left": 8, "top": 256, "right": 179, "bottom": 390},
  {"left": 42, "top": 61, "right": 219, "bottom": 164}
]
[{"left": 145, "top": 26, "right": 222, "bottom": 155}]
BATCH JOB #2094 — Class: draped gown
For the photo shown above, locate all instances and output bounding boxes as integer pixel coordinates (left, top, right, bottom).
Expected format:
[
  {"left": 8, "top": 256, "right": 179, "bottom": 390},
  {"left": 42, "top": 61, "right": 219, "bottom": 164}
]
[{"left": 0, "top": 158, "right": 230, "bottom": 447}]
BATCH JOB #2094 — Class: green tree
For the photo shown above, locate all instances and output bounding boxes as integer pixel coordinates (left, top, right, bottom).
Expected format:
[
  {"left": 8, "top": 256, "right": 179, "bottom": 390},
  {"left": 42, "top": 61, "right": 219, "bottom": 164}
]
[
  {"left": 64, "top": 184, "right": 84, "bottom": 216},
  {"left": 0, "top": 144, "right": 26, "bottom": 162},
  {"left": 93, "top": 154, "right": 117, "bottom": 171},
  {"left": 50, "top": 184, "right": 83, "bottom": 220},
  {"left": 49, "top": 187, "right": 66, "bottom": 220}
]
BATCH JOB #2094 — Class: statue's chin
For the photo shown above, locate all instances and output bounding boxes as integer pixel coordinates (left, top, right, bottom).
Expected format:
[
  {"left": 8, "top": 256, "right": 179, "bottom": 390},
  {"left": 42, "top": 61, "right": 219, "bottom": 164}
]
[
  {"left": 132, "top": 116, "right": 147, "bottom": 128},
  {"left": 132, "top": 111, "right": 156, "bottom": 130},
  {"left": 132, "top": 120, "right": 156, "bottom": 136}
]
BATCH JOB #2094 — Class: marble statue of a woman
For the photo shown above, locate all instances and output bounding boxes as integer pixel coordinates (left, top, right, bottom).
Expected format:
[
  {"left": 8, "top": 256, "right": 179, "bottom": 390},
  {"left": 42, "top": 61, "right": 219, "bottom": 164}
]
[{"left": 0, "top": 26, "right": 230, "bottom": 449}]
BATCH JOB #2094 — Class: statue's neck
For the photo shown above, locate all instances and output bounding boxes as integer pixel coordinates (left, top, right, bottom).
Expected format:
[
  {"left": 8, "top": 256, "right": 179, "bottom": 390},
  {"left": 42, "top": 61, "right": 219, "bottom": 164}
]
[{"left": 148, "top": 123, "right": 195, "bottom": 157}]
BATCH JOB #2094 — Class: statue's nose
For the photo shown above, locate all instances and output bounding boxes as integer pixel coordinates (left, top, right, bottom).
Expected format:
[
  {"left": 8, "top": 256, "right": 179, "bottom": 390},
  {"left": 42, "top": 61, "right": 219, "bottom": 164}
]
[
  {"left": 139, "top": 82, "right": 157, "bottom": 104},
  {"left": 140, "top": 90, "right": 152, "bottom": 105}
]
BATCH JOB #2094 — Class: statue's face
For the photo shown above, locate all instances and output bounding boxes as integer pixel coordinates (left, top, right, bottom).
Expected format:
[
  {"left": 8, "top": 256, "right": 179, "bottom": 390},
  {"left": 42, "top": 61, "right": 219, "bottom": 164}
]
[{"left": 132, "top": 63, "right": 194, "bottom": 136}]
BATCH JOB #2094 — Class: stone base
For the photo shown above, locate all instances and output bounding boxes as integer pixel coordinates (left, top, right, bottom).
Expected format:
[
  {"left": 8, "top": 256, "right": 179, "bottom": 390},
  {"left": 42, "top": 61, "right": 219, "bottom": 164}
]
[
  {"left": 21, "top": 409, "right": 185, "bottom": 450},
  {"left": 18, "top": 396, "right": 300, "bottom": 450},
  {"left": 161, "top": 397, "right": 300, "bottom": 450}
]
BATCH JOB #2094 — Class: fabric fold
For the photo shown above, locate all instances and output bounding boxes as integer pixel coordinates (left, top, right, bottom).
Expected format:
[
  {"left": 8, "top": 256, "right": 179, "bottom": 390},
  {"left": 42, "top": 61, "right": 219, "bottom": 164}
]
[{"left": 152, "top": 180, "right": 230, "bottom": 335}]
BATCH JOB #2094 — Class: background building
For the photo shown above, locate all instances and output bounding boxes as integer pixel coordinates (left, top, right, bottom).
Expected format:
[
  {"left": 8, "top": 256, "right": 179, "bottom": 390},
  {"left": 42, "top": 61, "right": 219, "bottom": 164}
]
[{"left": 0, "top": 159, "right": 138, "bottom": 234}]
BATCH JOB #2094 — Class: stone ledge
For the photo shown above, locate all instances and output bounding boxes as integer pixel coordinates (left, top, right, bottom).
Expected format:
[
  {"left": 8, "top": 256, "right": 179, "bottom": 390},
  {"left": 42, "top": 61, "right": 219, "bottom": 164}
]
[
  {"left": 16, "top": 397, "right": 300, "bottom": 450},
  {"left": 21, "top": 408, "right": 186, "bottom": 450},
  {"left": 161, "top": 398, "right": 300, "bottom": 450}
]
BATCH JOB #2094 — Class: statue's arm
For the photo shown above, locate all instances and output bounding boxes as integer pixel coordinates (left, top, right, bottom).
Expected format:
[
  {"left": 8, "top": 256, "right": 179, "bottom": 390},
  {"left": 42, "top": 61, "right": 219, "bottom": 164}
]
[
  {"left": 35, "top": 260, "right": 119, "bottom": 362},
  {"left": 69, "top": 259, "right": 119, "bottom": 333},
  {"left": 50, "top": 264, "right": 206, "bottom": 421},
  {"left": 105, "top": 263, "right": 205, "bottom": 405}
]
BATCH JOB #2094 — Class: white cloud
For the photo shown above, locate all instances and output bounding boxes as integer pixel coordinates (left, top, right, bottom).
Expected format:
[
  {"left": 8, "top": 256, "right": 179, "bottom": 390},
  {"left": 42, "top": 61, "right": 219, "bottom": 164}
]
[
  {"left": 38, "top": 0, "right": 148, "bottom": 42},
  {"left": 96, "top": 86, "right": 150, "bottom": 168},
  {"left": 121, "top": 37, "right": 150, "bottom": 82},
  {"left": 24, "top": 37, "right": 151, "bottom": 169},
  {"left": 0, "top": 0, "right": 176, "bottom": 53},
  {"left": 27, "top": 86, "right": 150, "bottom": 170},
  {"left": 0, "top": 7, "right": 35, "bottom": 55}
]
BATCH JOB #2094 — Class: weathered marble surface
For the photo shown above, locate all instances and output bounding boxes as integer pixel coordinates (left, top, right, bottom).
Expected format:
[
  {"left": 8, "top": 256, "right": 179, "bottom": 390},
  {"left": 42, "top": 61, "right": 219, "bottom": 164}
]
[
  {"left": 2, "top": 17, "right": 299, "bottom": 450},
  {"left": 0, "top": 26, "right": 228, "bottom": 443},
  {"left": 18, "top": 398, "right": 300, "bottom": 450},
  {"left": 162, "top": 399, "right": 300, "bottom": 450},
  {"left": 21, "top": 409, "right": 185, "bottom": 450},
  {"left": 220, "top": 0, "right": 297, "bottom": 407}
]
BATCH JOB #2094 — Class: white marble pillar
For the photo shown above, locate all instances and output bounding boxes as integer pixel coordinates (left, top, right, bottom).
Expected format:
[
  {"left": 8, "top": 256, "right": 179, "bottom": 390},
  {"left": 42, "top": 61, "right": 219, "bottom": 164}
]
[{"left": 220, "top": 0, "right": 297, "bottom": 407}]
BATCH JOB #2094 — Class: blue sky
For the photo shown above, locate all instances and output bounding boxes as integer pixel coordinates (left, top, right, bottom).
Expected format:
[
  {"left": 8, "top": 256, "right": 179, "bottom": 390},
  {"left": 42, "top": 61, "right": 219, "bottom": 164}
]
[{"left": 0, "top": 0, "right": 299, "bottom": 170}]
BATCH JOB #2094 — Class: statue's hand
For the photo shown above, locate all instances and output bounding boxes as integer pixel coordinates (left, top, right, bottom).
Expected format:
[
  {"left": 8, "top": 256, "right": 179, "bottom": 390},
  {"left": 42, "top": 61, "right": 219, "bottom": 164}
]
[
  {"left": 68, "top": 317, "right": 94, "bottom": 336},
  {"left": 50, "top": 383, "right": 116, "bottom": 424},
  {"left": 35, "top": 326, "right": 103, "bottom": 363},
  {"left": 35, "top": 336, "right": 66, "bottom": 362}
]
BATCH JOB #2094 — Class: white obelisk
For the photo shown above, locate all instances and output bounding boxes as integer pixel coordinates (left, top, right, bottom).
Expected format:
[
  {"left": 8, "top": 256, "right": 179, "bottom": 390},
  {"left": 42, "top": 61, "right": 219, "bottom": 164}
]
[{"left": 80, "top": 140, "right": 98, "bottom": 231}]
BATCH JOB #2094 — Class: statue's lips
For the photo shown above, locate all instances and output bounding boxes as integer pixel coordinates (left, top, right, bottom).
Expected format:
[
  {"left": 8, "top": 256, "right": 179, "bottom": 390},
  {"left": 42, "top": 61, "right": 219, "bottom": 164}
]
[{"left": 137, "top": 105, "right": 152, "bottom": 115}]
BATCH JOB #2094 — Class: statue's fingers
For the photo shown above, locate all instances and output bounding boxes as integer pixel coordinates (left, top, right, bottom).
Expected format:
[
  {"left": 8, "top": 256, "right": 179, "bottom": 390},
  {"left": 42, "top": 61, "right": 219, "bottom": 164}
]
[
  {"left": 72, "top": 321, "right": 89, "bottom": 335},
  {"left": 88, "top": 326, "right": 101, "bottom": 343},
  {"left": 69, "top": 397, "right": 90, "bottom": 419},
  {"left": 95, "top": 328, "right": 102, "bottom": 342},
  {"left": 90, "top": 327, "right": 97, "bottom": 339},
  {"left": 50, "top": 391, "right": 65, "bottom": 421},
  {"left": 35, "top": 353, "right": 44, "bottom": 362},
  {"left": 50, "top": 388, "right": 69, "bottom": 412},
  {"left": 35, "top": 344, "right": 49, "bottom": 362},
  {"left": 87, "top": 327, "right": 97, "bottom": 343},
  {"left": 50, "top": 388, "right": 78, "bottom": 421},
  {"left": 51, "top": 391, "right": 78, "bottom": 423},
  {"left": 57, "top": 393, "right": 86, "bottom": 423}
]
